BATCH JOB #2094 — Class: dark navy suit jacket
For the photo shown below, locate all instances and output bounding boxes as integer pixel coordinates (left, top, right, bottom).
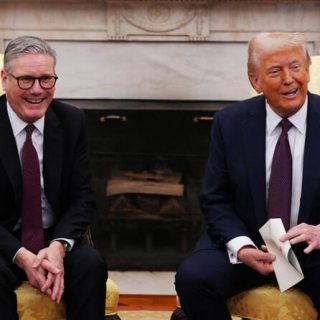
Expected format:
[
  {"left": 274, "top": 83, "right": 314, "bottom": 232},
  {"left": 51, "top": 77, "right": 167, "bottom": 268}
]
[
  {"left": 199, "top": 92, "right": 320, "bottom": 268},
  {"left": 0, "top": 95, "right": 95, "bottom": 261}
]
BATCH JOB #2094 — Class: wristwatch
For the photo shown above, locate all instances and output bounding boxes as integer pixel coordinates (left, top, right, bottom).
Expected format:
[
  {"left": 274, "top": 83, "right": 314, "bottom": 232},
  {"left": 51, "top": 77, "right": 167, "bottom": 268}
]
[{"left": 57, "top": 240, "right": 71, "bottom": 252}]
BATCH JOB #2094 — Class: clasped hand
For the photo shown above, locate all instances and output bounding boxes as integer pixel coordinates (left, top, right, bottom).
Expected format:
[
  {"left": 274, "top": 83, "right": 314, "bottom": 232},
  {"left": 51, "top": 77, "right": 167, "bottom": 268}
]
[{"left": 15, "top": 241, "right": 66, "bottom": 303}]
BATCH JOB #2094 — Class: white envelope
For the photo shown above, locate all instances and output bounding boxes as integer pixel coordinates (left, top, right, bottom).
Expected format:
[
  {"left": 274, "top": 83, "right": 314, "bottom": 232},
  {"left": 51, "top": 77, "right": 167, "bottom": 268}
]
[{"left": 259, "top": 218, "right": 304, "bottom": 292}]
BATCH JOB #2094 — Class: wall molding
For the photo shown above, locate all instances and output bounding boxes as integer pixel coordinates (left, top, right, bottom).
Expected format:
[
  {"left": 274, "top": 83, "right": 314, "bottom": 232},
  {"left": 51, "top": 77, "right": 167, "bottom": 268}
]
[
  {"left": 0, "top": 0, "right": 319, "bottom": 43},
  {"left": 107, "top": 0, "right": 209, "bottom": 41}
]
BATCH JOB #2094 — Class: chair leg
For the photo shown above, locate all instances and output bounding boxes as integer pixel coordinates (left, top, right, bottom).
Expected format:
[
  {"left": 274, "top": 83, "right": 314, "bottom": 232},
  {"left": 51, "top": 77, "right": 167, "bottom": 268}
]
[
  {"left": 105, "top": 315, "right": 121, "bottom": 320},
  {"left": 171, "top": 307, "right": 188, "bottom": 320},
  {"left": 170, "top": 307, "right": 251, "bottom": 320}
]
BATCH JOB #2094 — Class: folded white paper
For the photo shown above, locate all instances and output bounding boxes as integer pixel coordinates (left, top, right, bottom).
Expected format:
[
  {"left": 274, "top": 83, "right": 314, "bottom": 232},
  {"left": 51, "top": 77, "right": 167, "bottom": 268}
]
[{"left": 259, "top": 218, "right": 304, "bottom": 292}]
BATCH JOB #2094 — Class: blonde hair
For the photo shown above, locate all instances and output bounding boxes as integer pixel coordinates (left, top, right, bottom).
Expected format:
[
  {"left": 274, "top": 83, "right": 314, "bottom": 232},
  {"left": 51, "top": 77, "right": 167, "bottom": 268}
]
[{"left": 247, "top": 32, "right": 311, "bottom": 74}]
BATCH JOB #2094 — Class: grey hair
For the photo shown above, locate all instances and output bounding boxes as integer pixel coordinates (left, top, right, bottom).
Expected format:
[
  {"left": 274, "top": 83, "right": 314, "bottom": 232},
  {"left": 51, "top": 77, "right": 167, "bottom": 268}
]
[
  {"left": 247, "top": 32, "right": 311, "bottom": 74},
  {"left": 4, "top": 36, "right": 57, "bottom": 72}
]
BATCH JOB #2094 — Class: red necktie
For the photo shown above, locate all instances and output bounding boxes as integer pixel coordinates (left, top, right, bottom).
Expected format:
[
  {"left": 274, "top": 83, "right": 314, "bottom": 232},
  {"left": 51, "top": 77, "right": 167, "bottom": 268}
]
[
  {"left": 267, "top": 118, "right": 293, "bottom": 230},
  {"left": 21, "top": 124, "right": 44, "bottom": 254}
]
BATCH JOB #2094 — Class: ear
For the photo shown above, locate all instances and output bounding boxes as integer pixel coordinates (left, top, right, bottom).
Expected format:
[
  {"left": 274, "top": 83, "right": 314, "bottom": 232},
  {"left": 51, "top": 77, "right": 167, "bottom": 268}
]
[
  {"left": 1, "top": 69, "right": 8, "bottom": 91},
  {"left": 306, "top": 66, "right": 310, "bottom": 84},
  {"left": 248, "top": 72, "right": 262, "bottom": 94}
]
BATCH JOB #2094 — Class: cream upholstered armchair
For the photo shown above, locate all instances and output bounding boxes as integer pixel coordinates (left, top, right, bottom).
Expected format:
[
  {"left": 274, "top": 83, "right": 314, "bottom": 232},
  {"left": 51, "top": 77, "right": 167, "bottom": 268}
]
[
  {"left": 171, "top": 285, "right": 318, "bottom": 320},
  {"left": 15, "top": 229, "right": 121, "bottom": 320}
]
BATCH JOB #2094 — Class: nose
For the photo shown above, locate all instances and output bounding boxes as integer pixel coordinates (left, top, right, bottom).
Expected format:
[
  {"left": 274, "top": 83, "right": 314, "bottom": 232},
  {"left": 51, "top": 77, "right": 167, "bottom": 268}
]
[{"left": 282, "top": 68, "right": 294, "bottom": 85}]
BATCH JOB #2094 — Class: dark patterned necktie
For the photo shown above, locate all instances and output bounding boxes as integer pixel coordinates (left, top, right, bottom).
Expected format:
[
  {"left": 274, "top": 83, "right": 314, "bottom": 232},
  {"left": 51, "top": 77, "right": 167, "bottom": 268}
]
[
  {"left": 267, "top": 118, "right": 293, "bottom": 230},
  {"left": 21, "top": 124, "right": 44, "bottom": 254}
]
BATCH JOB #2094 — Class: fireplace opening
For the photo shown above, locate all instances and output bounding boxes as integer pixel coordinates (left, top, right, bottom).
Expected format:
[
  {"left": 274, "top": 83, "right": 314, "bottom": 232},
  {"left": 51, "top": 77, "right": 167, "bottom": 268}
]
[{"left": 82, "top": 101, "right": 220, "bottom": 270}]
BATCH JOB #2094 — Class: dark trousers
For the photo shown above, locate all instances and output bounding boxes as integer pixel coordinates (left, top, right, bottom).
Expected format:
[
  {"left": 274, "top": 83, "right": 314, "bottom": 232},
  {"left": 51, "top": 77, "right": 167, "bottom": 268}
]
[
  {"left": 175, "top": 232, "right": 320, "bottom": 320},
  {"left": 0, "top": 241, "right": 107, "bottom": 320}
]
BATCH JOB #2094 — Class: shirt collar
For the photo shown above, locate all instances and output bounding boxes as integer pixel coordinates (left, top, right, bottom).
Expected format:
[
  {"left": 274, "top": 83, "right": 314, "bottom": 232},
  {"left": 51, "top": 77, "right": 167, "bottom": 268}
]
[
  {"left": 6, "top": 102, "right": 45, "bottom": 137},
  {"left": 266, "top": 96, "right": 308, "bottom": 135}
]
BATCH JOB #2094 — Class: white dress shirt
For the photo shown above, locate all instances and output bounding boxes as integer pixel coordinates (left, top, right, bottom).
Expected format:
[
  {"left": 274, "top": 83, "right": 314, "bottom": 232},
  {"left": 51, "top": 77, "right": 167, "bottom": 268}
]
[
  {"left": 7, "top": 103, "right": 74, "bottom": 256},
  {"left": 227, "top": 97, "right": 307, "bottom": 263}
]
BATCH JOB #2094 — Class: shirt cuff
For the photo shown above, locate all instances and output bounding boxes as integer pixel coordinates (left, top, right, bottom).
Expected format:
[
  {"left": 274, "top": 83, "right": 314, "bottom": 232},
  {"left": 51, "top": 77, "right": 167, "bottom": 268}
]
[
  {"left": 226, "top": 236, "right": 256, "bottom": 264},
  {"left": 12, "top": 247, "right": 25, "bottom": 263},
  {"left": 51, "top": 238, "right": 75, "bottom": 252}
]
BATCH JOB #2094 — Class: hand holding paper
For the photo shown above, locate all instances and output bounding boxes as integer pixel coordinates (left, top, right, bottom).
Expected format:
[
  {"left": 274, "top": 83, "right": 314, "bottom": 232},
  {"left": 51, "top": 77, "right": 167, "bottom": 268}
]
[{"left": 259, "top": 218, "right": 304, "bottom": 292}]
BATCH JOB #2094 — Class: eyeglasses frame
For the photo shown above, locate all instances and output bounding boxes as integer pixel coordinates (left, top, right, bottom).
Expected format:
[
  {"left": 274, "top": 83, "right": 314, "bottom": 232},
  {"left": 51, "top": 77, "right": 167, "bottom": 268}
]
[{"left": 8, "top": 73, "right": 58, "bottom": 90}]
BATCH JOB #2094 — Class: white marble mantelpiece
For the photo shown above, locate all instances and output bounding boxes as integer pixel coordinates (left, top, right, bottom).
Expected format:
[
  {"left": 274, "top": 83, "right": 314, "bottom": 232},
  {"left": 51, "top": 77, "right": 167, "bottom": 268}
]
[
  {"left": 52, "top": 41, "right": 249, "bottom": 100},
  {"left": 0, "top": 0, "right": 319, "bottom": 101}
]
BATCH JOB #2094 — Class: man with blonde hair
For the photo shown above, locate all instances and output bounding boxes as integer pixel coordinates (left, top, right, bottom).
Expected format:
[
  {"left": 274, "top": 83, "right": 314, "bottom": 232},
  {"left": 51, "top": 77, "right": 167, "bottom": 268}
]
[{"left": 176, "top": 32, "right": 320, "bottom": 319}]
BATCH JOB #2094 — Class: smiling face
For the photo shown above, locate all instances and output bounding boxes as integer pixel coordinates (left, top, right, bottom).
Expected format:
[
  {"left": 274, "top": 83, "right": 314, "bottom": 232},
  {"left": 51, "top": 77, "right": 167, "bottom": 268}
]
[
  {"left": 1, "top": 53, "right": 55, "bottom": 123},
  {"left": 249, "top": 46, "right": 310, "bottom": 117}
]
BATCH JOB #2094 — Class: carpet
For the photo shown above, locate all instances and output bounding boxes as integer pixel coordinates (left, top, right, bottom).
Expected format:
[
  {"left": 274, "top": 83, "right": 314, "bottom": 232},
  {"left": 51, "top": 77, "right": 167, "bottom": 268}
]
[
  {"left": 118, "top": 310, "right": 172, "bottom": 320},
  {"left": 118, "top": 310, "right": 242, "bottom": 320},
  {"left": 117, "top": 295, "right": 242, "bottom": 320}
]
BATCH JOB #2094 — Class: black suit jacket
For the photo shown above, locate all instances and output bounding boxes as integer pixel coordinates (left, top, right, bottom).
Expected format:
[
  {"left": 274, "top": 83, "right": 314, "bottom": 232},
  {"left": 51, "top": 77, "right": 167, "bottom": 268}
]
[
  {"left": 200, "top": 92, "right": 320, "bottom": 267},
  {"left": 0, "top": 95, "right": 95, "bottom": 260}
]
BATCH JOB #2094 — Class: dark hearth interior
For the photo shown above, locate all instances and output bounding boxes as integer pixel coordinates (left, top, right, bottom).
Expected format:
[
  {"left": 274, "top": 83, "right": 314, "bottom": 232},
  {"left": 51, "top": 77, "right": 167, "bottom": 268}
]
[{"left": 80, "top": 100, "right": 224, "bottom": 270}]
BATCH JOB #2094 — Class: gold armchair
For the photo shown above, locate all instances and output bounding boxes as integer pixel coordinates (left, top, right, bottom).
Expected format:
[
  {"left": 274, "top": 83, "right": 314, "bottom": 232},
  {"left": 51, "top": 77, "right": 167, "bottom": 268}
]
[
  {"left": 172, "top": 285, "right": 318, "bottom": 320},
  {"left": 15, "top": 229, "right": 121, "bottom": 320}
]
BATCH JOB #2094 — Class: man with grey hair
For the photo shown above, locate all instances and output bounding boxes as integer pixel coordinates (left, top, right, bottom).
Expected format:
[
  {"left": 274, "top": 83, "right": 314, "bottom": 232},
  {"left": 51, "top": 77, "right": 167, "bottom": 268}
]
[
  {"left": 0, "top": 36, "right": 107, "bottom": 319},
  {"left": 175, "top": 32, "right": 320, "bottom": 319}
]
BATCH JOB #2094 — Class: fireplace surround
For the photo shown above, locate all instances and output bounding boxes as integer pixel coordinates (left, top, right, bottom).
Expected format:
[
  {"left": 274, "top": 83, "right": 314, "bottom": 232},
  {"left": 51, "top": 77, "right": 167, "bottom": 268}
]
[{"left": 77, "top": 99, "right": 224, "bottom": 270}]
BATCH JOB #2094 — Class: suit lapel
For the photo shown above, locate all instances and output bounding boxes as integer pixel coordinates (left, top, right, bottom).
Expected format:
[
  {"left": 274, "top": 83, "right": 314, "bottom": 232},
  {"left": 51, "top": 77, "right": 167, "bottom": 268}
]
[
  {"left": 242, "top": 96, "right": 267, "bottom": 228},
  {"left": 298, "top": 93, "right": 320, "bottom": 223},
  {"left": 0, "top": 97, "right": 22, "bottom": 206},
  {"left": 43, "top": 105, "right": 64, "bottom": 211}
]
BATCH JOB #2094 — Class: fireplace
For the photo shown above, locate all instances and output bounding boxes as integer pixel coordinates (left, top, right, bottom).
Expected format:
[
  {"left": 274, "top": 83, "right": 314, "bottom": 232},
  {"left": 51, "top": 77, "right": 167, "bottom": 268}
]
[{"left": 78, "top": 100, "right": 224, "bottom": 270}]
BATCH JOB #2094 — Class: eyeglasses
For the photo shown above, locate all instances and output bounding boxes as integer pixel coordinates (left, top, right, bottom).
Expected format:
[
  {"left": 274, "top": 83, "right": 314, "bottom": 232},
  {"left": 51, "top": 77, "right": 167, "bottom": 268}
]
[{"left": 9, "top": 73, "right": 58, "bottom": 90}]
